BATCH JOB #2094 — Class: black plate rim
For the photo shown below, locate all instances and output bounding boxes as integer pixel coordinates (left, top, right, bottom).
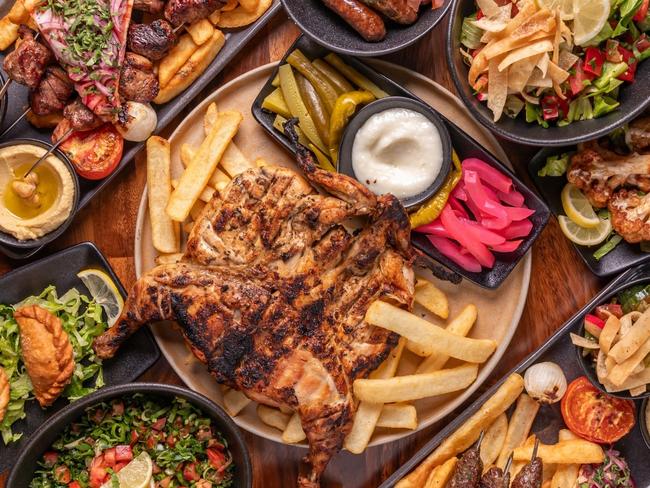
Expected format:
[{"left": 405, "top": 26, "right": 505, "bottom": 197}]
[
  {"left": 281, "top": 0, "right": 453, "bottom": 57},
  {"left": 0, "top": 138, "right": 81, "bottom": 249},
  {"left": 6, "top": 382, "right": 252, "bottom": 488},
  {"left": 445, "top": 0, "right": 650, "bottom": 147}
]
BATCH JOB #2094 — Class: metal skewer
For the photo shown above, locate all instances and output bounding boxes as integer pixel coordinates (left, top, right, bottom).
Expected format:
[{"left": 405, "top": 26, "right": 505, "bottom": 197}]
[
  {"left": 22, "top": 127, "right": 73, "bottom": 178},
  {"left": 0, "top": 107, "right": 30, "bottom": 139},
  {"left": 0, "top": 79, "right": 12, "bottom": 101},
  {"left": 531, "top": 437, "right": 540, "bottom": 459}
]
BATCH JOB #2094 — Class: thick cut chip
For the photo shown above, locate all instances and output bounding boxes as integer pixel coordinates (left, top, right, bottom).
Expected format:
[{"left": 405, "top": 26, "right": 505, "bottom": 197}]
[
  {"left": 158, "top": 34, "right": 198, "bottom": 88},
  {"left": 414, "top": 279, "right": 449, "bottom": 319},
  {"left": 481, "top": 413, "right": 508, "bottom": 467},
  {"left": 424, "top": 457, "right": 458, "bottom": 488},
  {"left": 496, "top": 393, "right": 540, "bottom": 468},
  {"left": 376, "top": 404, "right": 418, "bottom": 430},
  {"left": 513, "top": 440, "right": 604, "bottom": 464},
  {"left": 283, "top": 413, "right": 306, "bottom": 444},
  {"left": 217, "top": 0, "right": 271, "bottom": 28},
  {"left": 257, "top": 405, "right": 291, "bottom": 431}
]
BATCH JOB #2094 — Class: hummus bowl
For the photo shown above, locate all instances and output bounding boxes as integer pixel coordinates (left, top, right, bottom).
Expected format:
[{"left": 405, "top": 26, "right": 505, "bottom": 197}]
[{"left": 0, "top": 139, "right": 79, "bottom": 249}]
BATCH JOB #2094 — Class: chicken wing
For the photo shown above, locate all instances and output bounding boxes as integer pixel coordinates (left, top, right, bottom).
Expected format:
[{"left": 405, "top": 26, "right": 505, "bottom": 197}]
[
  {"left": 14, "top": 305, "right": 74, "bottom": 407},
  {"left": 609, "top": 189, "right": 650, "bottom": 243},
  {"left": 0, "top": 367, "right": 9, "bottom": 423}
]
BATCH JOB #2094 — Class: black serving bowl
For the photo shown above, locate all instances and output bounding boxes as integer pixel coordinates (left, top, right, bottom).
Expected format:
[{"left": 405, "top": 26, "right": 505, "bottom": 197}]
[
  {"left": 446, "top": 0, "right": 650, "bottom": 147},
  {"left": 282, "top": 0, "right": 452, "bottom": 57},
  {"left": 642, "top": 398, "right": 650, "bottom": 450},
  {"left": 338, "top": 96, "right": 452, "bottom": 209},
  {"left": 0, "top": 138, "right": 80, "bottom": 249},
  {"left": 574, "top": 277, "right": 650, "bottom": 400},
  {"left": 6, "top": 383, "right": 253, "bottom": 488}
]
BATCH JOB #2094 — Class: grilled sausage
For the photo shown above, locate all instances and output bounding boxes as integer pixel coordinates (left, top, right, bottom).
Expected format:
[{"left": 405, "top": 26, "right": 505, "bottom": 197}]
[
  {"left": 321, "top": 0, "right": 386, "bottom": 42},
  {"left": 511, "top": 458, "right": 543, "bottom": 488},
  {"left": 479, "top": 467, "right": 510, "bottom": 488},
  {"left": 448, "top": 444, "right": 483, "bottom": 488},
  {"left": 358, "top": 0, "right": 420, "bottom": 24}
]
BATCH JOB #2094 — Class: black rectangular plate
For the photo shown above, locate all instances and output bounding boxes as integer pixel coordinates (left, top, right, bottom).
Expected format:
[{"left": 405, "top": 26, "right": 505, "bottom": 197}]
[
  {"left": 251, "top": 35, "right": 551, "bottom": 289},
  {"left": 379, "top": 263, "right": 650, "bottom": 487},
  {"left": 0, "top": 1, "right": 282, "bottom": 260},
  {"left": 0, "top": 242, "right": 160, "bottom": 472},
  {"left": 529, "top": 147, "right": 650, "bottom": 277}
]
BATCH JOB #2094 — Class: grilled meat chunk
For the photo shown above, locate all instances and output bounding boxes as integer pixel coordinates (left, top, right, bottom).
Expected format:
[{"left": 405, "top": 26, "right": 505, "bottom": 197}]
[
  {"left": 511, "top": 457, "right": 543, "bottom": 488},
  {"left": 14, "top": 305, "right": 75, "bottom": 408},
  {"left": 3, "top": 26, "right": 53, "bottom": 89},
  {"left": 0, "top": 367, "right": 9, "bottom": 423},
  {"left": 448, "top": 443, "right": 483, "bottom": 488},
  {"left": 94, "top": 159, "right": 415, "bottom": 487},
  {"left": 119, "top": 53, "right": 159, "bottom": 103},
  {"left": 63, "top": 99, "right": 103, "bottom": 131},
  {"left": 128, "top": 19, "right": 177, "bottom": 61},
  {"left": 608, "top": 190, "right": 650, "bottom": 243},
  {"left": 629, "top": 117, "right": 650, "bottom": 153},
  {"left": 30, "top": 66, "right": 74, "bottom": 115},
  {"left": 480, "top": 467, "right": 510, "bottom": 488},
  {"left": 164, "top": 0, "right": 226, "bottom": 26},
  {"left": 567, "top": 144, "right": 650, "bottom": 208},
  {"left": 133, "top": 0, "right": 164, "bottom": 13}
]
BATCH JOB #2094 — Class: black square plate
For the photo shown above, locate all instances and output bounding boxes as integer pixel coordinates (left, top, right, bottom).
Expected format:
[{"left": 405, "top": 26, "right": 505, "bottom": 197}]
[
  {"left": 251, "top": 35, "right": 551, "bottom": 289},
  {"left": 0, "top": 242, "right": 160, "bottom": 472},
  {"left": 528, "top": 147, "right": 650, "bottom": 277}
]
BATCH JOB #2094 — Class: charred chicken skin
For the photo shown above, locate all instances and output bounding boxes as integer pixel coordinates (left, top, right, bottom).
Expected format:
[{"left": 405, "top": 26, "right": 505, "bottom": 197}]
[{"left": 93, "top": 146, "right": 415, "bottom": 487}]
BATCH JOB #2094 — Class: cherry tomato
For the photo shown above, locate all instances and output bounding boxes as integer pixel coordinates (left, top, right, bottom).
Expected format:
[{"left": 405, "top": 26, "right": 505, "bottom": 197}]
[
  {"left": 207, "top": 447, "right": 226, "bottom": 469},
  {"left": 68, "top": 482, "right": 82, "bottom": 488},
  {"left": 183, "top": 462, "right": 200, "bottom": 481},
  {"left": 42, "top": 451, "right": 58, "bottom": 466},
  {"left": 89, "top": 454, "right": 107, "bottom": 488},
  {"left": 58, "top": 124, "right": 123, "bottom": 180},
  {"left": 561, "top": 376, "right": 636, "bottom": 443},
  {"left": 151, "top": 417, "right": 166, "bottom": 431},
  {"left": 54, "top": 465, "right": 71, "bottom": 483},
  {"left": 115, "top": 444, "right": 133, "bottom": 462}
]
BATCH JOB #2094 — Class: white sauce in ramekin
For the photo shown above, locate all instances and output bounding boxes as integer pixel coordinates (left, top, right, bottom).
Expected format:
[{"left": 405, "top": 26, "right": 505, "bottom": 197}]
[{"left": 351, "top": 107, "right": 443, "bottom": 199}]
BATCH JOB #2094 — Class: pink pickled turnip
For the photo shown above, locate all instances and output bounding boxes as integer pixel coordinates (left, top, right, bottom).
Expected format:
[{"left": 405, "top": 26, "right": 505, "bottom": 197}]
[
  {"left": 490, "top": 240, "right": 523, "bottom": 253},
  {"left": 427, "top": 235, "right": 482, "bottom": 273},
  {"left": 440, "top": 206, "right": 495, "bottom": 268},
  {"left": 462, "top": 158, "right": 513, "bottom": 193}
]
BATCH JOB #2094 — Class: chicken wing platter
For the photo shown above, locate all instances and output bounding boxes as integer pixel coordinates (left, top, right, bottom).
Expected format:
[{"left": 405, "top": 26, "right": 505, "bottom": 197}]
[
  {"left": 529, "top": 112, "right": 650, "bottom": 276},
  {"left": 382, "top": 262, "right": 650, "bottom": 488},
  {"left": 0, "top": 0, "right": 280, "bottom": 259},
  {"left": 0, "top": 242, "right": 159, "bottom": 472}
]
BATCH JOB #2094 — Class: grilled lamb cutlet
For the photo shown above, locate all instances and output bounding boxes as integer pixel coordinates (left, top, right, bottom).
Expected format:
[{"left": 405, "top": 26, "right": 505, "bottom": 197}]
[
  {"left": 164, "top": 0, "right": 226, "bottom": 25},
  {"left": 30, "top": 66, "right": 73, "bottom": 115},
  {"left": 567, "top": 143, "right": 650, "bottom": 208},
  {"left": 128, "top": 19, "right": 177, "bottom": 61},
  {"left": 63, "top": 99, "right": 103, "bottom": 132},
  {"left": 133, "top": 0, "right": 164, "bottom": 13},
  {"left": 3, "top": 26, "right": 53, "bottom": 89},
  {"left": 630, "top": 116, "right": 650, "bottom": 153},
  {"left": 94, "top": 150, "right": 415, "bottom": 487},
  {"left": 119, "top": 53, "right": 159, "bottom": 103}
]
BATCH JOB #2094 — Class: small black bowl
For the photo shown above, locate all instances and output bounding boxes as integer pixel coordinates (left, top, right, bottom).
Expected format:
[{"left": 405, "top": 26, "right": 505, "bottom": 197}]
[
  {"left": 338, "top": 96, "right": 452, "bottom": 209},
  {"left": 0, "top": 138, "right": 80, "bottom": 249},
  {"left": 6, "top": 383, "right": 252, "bottom": 488},
  {"left": 446, "top": 0, "right": 650, "bottom": 147},
  {"left": 642, "top": 398, "right": 650, "bottom": 450},
  {"left": 282, "top": 0, "right": 452, "bottom": 57},
  {"left": 573, "top": 276, "right": 650, "bottom": 400}
]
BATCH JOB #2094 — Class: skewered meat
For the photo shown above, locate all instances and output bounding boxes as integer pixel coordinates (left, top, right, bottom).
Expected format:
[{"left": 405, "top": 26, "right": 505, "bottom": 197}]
[
  {"left": 480, "top": 467, "right": 510, "bottom": 488},
  {"left": 0, "top": 367, "right": 9, "bottom": 423},
  {"left": 119, "top": 53, "right": 159, "bottom": 103},
  {"left": 30, "top": 66, "right": 73, "bottom": 116},
  {"left": 567, "top": 144, "right": 650, "bottom": 208},
  {"left": 14, "top": 305, "right": 75, "bottom": 408},
  {"left": 164, "top": 0, "right": 226, "bottom": 26},
  {"left": 448, "top": 442, "right": 483, "bottom": 488},
  {"left": 629, "top": 117, "right": 650, "bottom": 153},
  {"left": 93, "top": 137, "right": 415, "bottom": 487},
  {"left": 63, "top": 99, "right": 103, "bottom": 132},
  {"left": 358, "top": 0, "right": 421, "bottom": 24},
  {"left": 511, "top": 456, "right": 543, "bottom": 488},
  {"left": 2, "top": 26, "right": 53, "bottom": 89},
  {"left": 128, "top": 19, "right": 177, "bottom": 61},
  {"left": 321, "top": 0, "right": 387, "bottom": 42},
  {"left": 608, "top": 190, "right": 650, "bottom": 244},
  {"left": 133, "top": 0, "right": 164, "bottom": 13}
]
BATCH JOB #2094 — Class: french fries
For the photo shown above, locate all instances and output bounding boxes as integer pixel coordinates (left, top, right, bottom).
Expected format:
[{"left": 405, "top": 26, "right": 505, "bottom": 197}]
[
  {"left": 185, "top": 19, "right": 214, "bottom": 46},
  {"left": 354, "top": 363, "right": 479, "bottom": 404},
  {"left": 158, "top": 34, "right": 198, "bottom": 88},
  {"left": 424, "top": 457, "right": 458, "bottom": 488},
  {"left": 147, "top": 137, "right": 180, "bottom": 254},
  {"left": 415, "top": 278, "right": 449, "bottom": 319},
  {"left": 396, "top": 374, "right": 524, "bottom": 488},
  {"left": 376, "top": 404, "right": 418, "bottom": 430},
  {"left": 0, "top": 17, "right": 20, "bottom": 51},
  {"left": 282, "top": 413, "right": 306, "bottom": 444},
  {"left": 223, "top": 389, "right": 251, "bottom": 416},
  {"left": 220, "top": 141, "right": 255, "bottom": 177},
  {"left": 204, "top": 102, "right": 219, "bottom": 134},
  {"left": 366, "top": 301, "right": 497, "bottom": 362},
  {"left": 8, "top": 0, "right": 29, "bottom": 24},
  {"left": 217, "top": 0, "right": 271, "bottom": 28},
  {"left": 155, "top": 30, "right": 226, "bottom": 104},
  {"left": 166, "top": 110, "right": 242, "bottom": 221},
  {"left": 513, "top": 440, "right": 605, "bottom": 465},
  {"left": 480, "top": 413, "right": 508, "bottom": 468},
  {"left": 257, "top": 404, "right": 291, "bottom": 431},
  {"left": 551, "top": 430, "right": 581, "bottom": 488},
  {"left": 496, "top": 393, "right": 540, "bottom": 468},
  {"left": 179, "top": 141, "right": 231, "bottom": 190}
]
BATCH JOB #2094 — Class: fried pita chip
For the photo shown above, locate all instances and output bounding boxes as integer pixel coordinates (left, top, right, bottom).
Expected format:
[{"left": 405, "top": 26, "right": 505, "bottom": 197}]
[
  {"left": 488, "top": 57, "right": 508, "bottom": 121},
  {"left": 473, "top": 4, "right": 512, "bottom": 32},
  {"left": 507, "top": 55, "right": 542, "bottom": 92},
  {"left": 498, "top": 40, "right": 553, "bottom": 71}
]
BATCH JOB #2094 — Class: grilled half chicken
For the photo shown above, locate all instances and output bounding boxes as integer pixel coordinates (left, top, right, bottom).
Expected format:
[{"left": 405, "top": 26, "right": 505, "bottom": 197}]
[
  {"left": 14, "top": 305, "right": 75, "bottom": 408},
  {"left": 94, "top": 145, "right": 415, "bottom": 487}
]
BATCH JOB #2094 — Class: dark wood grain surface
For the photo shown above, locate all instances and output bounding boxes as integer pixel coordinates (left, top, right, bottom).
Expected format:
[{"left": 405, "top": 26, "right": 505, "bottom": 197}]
[{"left": 0, "top": 10, "right": 604, "bottom": 487}]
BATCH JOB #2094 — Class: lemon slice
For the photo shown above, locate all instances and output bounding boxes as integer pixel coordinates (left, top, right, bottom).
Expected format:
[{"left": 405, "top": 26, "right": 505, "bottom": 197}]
[
  {"left": 536, "top": 0, "right": 574, "bottom": 20},
  {"left": 572, "top": 0, "right": 610, "bottom": 45},
  {"left": 100, "top": 452, "right": 153, "bottom": 488},
  {"left": 77, "top": 269, "right": 124, "bottom": 326},
  {"left": 561, "top": 183, "right": 600, "bottom": 228},
  {"left": 558, "top": 215, "right": 612, "bottom": 246}
]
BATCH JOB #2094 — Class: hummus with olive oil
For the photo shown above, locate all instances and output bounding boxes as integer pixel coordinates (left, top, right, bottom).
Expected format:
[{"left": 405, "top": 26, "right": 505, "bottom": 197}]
[{"left": 0, "top": 144, "right": 75, "bottom": 241}]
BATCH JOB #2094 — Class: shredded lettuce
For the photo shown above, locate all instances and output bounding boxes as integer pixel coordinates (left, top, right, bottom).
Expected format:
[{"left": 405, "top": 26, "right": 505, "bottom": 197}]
[
  {"left": 593, "top": 95, "right": 621, "bottom": 117},
  {"left": 613, "top": 0, "right": 644, "bottom": 36},
  {"left": 539, "top": 152, "right": 573, "bottom": 177},
  {"left": 0, "top": 286, "right": 108, "bottom": 444},
  {"left": 460, "top": 14, "right": 484, "bottom": 50}
]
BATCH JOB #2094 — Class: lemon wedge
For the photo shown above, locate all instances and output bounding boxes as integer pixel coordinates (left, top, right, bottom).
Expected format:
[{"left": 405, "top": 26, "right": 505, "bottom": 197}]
[
  {"left": 100, "top": 452, "right": 153, "bottom": 488},
  {"left": 77, "top": 269, "right": 124, "bottom": 326},
  {"left": 558, "top": 215, "right": 612, "bottom": 246},
  {"left": 572, "top": 0, "right": 610, "bottom": 45},
  {"left": 536, "top": 0, "right": 574, "bottom": 19},
  {"left": 561, "top": 183, "right": 600, "bottom": 228}
]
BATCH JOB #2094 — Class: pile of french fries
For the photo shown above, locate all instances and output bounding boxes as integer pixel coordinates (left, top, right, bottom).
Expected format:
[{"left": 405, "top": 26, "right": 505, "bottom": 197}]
[{"left": 397, "top": 373, "right": 606, "bottom": 488}]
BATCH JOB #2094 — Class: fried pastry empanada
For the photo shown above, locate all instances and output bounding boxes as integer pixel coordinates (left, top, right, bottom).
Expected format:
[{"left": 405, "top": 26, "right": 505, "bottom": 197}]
[
  {"left": 14, "top": 305, "right": 75, "bottom": 407},
  {"left": 0, "top": 367, "right": 9, "bottom": 422}
]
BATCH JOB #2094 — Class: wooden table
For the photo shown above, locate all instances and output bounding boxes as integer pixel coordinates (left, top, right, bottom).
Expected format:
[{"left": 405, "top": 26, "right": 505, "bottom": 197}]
[{"left": 0, "top": 10, "right": 604, "bottom": 487}]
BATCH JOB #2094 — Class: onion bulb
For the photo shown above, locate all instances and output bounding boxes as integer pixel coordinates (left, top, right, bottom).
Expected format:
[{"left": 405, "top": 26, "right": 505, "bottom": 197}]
[
  {"left": 524, "top": 362, "right": 567, "bottom": 404},
  {"left": 117, "top": 102, "right": 157, "bottom": 142}
]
